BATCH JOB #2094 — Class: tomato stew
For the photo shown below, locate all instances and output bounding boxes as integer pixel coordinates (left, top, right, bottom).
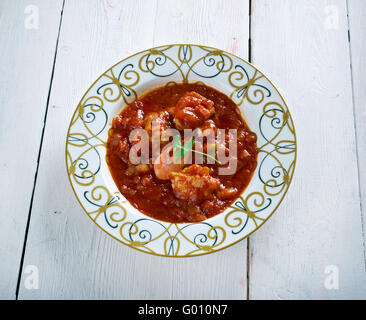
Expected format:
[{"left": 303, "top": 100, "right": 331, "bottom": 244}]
[{"left": 106, "top": 83, "right": 258, "bottom": 223}]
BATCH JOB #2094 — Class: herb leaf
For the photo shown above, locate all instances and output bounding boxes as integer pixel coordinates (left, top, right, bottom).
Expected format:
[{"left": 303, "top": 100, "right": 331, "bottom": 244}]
[
  {"left": 173, "top": 135, "right": 182, "bottom": 162},
  {"left": 172, "top": 134, "right": 221, "bottom": 165},
  {"left": 182, "top": 137, "right": 194, "bottom": 158}
]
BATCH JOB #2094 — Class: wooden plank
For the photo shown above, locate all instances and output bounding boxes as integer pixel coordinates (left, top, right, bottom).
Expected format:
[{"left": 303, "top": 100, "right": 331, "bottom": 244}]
[
  {"left": 0, "top": 0, "right": 63, "bottom": 299},
  {"left": 348, "top": 0, "right": 366, "bottom": 273},
  {"left": 249, "top": 0, "right": 366, "bottom": 299},
  {"left": 18, "top": 0, "right": 249, "bottom": 299},
  {"left": 153, "top": 0, "right": 250, "bottom": 300},
  {"left": 153, "top": 0, "right": 249, "bottom": 56},
  {"left": 16, "top": 0, "right": 156, "bottom": 300}
]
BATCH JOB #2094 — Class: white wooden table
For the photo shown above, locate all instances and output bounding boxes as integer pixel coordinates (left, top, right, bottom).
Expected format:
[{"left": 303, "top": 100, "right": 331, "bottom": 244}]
[{"left": 1, "top": 0, "right": 365, "bottom": 300}]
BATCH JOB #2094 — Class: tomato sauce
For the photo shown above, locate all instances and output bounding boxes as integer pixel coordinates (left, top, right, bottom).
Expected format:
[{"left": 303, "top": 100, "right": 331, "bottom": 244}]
[{"left": 106, "top": 83, "right": 258, "bottom": 223}]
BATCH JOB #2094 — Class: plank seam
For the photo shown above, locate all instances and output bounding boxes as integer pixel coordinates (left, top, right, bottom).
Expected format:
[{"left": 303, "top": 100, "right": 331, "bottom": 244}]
[
  {"left": 345, "top": 0, "right": 366, "bottom": 271},
  {"left": 15, "top": 0, "right": 66, "bottom": 299}
]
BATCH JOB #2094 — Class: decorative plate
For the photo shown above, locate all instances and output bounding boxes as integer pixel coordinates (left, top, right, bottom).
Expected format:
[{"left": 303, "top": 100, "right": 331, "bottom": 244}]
[{"left": 66, "top": 44, "right": 297, "bottom": 257}]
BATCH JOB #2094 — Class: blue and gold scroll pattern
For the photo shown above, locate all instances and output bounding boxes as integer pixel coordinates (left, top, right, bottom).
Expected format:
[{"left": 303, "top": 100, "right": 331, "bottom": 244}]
[{"left": 66, "top": 44, "right": 296, "bottom": 257}]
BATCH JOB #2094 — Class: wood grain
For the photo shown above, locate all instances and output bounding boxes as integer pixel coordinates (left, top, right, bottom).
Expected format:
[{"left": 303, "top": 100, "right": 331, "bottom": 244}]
[
  {"left": 0, "top": 0, "right": 63, "bottom": 299},
  {"left": 153, "top": 0, "right": 249, "bottom": 56},
  {"left": 249, "top": 0, "right": 366, "bottom": 299},
  {"left": 18, "top": 0, "right": 250, "bottom": 299}
]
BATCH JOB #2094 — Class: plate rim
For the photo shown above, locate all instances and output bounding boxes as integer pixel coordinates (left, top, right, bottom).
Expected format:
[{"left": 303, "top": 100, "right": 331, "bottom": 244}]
[{"left": 65, "top": 43, "right": 297, "bottom": 257}]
